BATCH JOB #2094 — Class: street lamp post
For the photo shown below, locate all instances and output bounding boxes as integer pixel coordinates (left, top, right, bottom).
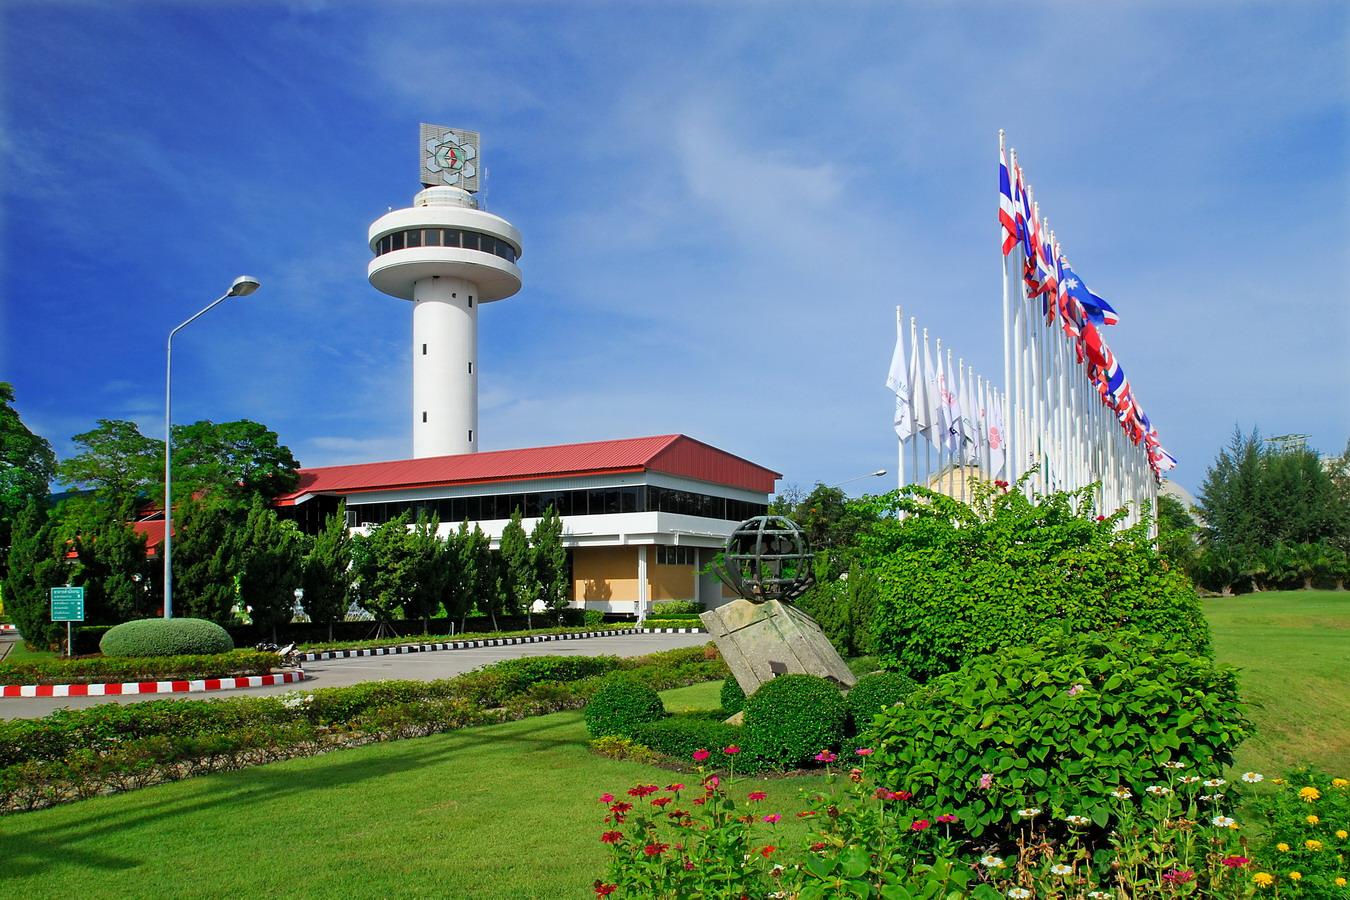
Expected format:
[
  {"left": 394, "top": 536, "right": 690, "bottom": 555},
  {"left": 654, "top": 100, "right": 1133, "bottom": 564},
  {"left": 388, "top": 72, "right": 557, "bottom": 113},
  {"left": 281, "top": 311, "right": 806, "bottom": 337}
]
[
  {"left": 163, "top": 275, "right": 261, "bottom": 619},
  {"left": 830, "top": 468, "right": 887, "bottom": 490}
]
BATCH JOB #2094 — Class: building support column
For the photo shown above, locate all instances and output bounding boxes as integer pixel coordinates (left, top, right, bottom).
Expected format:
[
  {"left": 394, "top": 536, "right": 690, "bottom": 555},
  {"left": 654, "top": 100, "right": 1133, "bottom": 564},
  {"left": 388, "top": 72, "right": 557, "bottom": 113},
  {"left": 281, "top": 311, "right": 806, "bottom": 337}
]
[
  {"left": 692, "top": 548, "right": 701, "bottom": 608},
  {"left": 636, "top": 545, "right": 649, "bottom": 622}
]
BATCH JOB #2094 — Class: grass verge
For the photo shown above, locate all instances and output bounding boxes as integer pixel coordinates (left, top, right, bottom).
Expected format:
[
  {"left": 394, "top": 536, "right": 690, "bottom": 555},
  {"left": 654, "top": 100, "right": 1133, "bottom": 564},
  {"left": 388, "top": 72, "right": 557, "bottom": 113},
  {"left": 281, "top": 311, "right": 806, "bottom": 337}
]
[
  {"left": 1205, "top": 589, "right": 1350, "bottom": 775},
  {"left": 0, "top": 680, "right": 818, "bottom": 899}
]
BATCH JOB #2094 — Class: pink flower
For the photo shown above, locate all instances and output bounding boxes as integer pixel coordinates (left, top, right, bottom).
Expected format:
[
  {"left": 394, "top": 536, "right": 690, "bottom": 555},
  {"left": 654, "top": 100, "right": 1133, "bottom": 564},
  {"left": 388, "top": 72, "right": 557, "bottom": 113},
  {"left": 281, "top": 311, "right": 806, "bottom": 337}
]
[
  {"left": 683, "top": 860, "right": 695, "bottom": 871},
  {"left": 747, "top": 791, "right": 767, "bottom": 802},
  {"left": 1161, "top": 869, "right": 1195, "bottom": 885},
  {"left": 704, "top": 775, "right": 720, "bottom": 790},
  {"left": 911, "top": 819, "right": 931, "bottom": 831},
  {"left": 1067, "top": 683, "right": 1085, "bottom": 697},
  {"left": 978, "top": 773, "right": 994, "bottom": 790},
  {"left": 1221, "top": 856, "right": 1250, "bottom": 868},
  {"left": 724, "top": 745, "right": 741, "bottom": 755},
  {"left": 936, "top": 814, "right": 958, "bottom": 824},
  {"left": 599, "top": 793, "right": 614, "bottom": 803},
  {"left": 692, "top": 748, "right": 711, "bottom": 762},
  {"left": 855, "top": 748, "right": 874, "bottom": 756},
  {"left": 814, "top": 750, "right": 838, "bottom": 763},
  {"left": 763, "top": 813, "right": 782, "bottom": 824}
]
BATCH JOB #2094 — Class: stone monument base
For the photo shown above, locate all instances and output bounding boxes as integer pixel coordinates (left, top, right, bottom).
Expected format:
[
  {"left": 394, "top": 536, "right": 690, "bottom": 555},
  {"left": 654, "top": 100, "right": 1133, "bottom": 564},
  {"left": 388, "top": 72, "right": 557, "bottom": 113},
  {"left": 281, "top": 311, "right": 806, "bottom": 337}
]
[{"left": 700, "top": 598, "right": 857, "bottom": 697}]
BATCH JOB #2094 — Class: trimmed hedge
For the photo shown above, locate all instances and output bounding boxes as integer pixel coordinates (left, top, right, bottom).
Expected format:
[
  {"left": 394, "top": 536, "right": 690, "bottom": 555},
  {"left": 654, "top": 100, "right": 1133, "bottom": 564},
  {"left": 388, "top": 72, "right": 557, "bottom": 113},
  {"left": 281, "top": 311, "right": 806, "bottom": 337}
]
[
  {"left": 0, "top": 650, "right": 278, "bottom": 685},
  {"left": 650, "top": 601, "right": 703, "bottom": 616},
  {"left": 742, "top": 674, "right": 847, "bottom": 768},
  {"left": 846, "top": 671, "right": 918, "bottom": 732},
  {"left": 630, "top": 714, "right": 760, "bottom": 769},
  {"left": 583, "top": 678, "right": 667, "bottom": 738},
  {"left": 101, "top": 618, "right": 234, "bottom": 657},
  {"left": 641, "top": 618, "right": 704, "bottom": 630},
  {"left": 720, "top": 678, "right": 747, "bottom": 715}
]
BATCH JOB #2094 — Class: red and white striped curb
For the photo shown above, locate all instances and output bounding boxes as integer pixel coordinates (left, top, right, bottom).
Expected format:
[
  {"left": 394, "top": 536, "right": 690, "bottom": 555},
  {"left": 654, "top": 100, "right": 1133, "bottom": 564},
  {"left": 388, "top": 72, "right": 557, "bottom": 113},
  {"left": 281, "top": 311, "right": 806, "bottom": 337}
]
[
  {"left": 300, "top": 626, "right": 702, "bottom": 661},
  {"left": 1, "top": 670, "right": 307, "bottom": 699}
]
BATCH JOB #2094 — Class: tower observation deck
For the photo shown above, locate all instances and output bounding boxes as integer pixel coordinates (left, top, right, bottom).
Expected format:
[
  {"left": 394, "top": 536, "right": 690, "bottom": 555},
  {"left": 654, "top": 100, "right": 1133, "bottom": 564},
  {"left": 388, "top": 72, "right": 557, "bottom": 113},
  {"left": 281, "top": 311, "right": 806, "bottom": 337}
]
[{"left": 367, "top": 128, "right": 523, "bottom": 459}]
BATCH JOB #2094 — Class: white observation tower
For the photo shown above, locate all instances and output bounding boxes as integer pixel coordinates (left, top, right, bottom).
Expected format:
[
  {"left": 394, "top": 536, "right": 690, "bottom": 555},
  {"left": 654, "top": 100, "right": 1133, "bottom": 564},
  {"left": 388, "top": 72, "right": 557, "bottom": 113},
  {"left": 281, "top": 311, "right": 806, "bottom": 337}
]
[{"left": 368, "top": 125, "right": 523, "bottom": 458}]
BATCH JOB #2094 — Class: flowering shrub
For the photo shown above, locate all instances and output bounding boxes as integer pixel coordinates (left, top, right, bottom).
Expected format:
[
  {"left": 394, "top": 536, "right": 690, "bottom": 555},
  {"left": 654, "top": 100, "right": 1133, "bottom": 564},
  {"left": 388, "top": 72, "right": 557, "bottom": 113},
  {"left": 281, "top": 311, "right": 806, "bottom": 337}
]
[
  {"left": 867, "top": 631, "right": 1250, "bottom": 837},
  {"left": 743, "top": 674, "right": 848, "bottom": 769},
  {"left": 584, "top": 678, "right": 667, "bottom": 738},
  {"left": 1244, "top": 768, "right": 1350, "bottom": 894},
  {"left": 859, "top": 482, "right": 1209, "bottom": 679},
  {"left": 592, "top": 752, "right": 1265, "bottom": 898}
]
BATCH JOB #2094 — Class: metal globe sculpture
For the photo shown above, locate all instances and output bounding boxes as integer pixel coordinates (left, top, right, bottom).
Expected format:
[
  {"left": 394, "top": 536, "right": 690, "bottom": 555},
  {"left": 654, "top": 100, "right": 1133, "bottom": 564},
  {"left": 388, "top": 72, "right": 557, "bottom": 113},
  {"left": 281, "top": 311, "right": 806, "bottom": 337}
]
[{"left": 712, "top": 515, "right": 815, "bottom": 603}]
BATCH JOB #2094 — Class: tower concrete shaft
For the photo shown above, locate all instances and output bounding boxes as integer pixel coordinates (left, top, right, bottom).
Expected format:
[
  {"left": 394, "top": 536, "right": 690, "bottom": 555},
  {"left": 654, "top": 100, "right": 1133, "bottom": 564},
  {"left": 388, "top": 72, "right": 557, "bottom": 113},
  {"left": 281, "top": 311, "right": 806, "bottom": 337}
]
[{"left": 367, "top": 186, "right": 522, "bottom": 458}]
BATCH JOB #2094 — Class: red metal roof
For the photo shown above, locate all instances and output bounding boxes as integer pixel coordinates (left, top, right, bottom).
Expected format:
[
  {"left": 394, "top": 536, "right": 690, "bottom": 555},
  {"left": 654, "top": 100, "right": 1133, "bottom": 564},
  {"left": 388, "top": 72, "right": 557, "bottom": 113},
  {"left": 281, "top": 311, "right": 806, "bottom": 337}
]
[{"left": 275, "top": 434, "right": 779, "bottom": 504}]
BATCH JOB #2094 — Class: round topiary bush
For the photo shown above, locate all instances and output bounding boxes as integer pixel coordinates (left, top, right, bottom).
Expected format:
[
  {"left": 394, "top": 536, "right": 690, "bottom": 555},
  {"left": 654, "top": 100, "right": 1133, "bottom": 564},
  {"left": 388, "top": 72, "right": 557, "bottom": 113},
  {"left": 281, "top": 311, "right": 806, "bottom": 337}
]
[
  {"left": 846, "top": 671, "right": 919, "bottom": 733},
  {"left": 583, "top": 677, "right": 667, "bottom": 738},
  {"left": 720, "top": 677, "right": 747, "bottom": 715},
  {"left": 100, "top": 618, "right": 234, "bottom": 657},
  {"left": 742, "top": 673, "right": 847, "bottom": 769}
]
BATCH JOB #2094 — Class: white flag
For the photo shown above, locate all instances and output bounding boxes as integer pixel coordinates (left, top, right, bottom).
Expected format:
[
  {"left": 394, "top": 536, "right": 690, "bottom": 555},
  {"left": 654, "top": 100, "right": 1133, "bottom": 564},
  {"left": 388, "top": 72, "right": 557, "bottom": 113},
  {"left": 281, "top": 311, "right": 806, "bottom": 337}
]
[
  {"left": 885, "top": 313, "right": 915, "bottom": 440},
  {"left": 986, "top": 390, "right": 1007, "bottom": 476},
  {"left": 909, "top": 326, "right": 931, "bottom": 435},
  {"left": 922, "top": 337, "right": 942, "bottom": 446},
  {"left": 937, "top": 352, "right": 963, "bottom": 453},
  {"left": 959, "top": 368, "right": 981, "bottom": 464}
]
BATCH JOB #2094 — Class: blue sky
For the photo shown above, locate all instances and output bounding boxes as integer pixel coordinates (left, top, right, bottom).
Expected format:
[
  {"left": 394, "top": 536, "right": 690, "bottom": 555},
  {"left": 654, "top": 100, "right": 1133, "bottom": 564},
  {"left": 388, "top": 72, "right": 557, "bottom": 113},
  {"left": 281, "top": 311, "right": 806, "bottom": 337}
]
[{"left": 3, "top": 1, "right": 1346, "bottom": 497}]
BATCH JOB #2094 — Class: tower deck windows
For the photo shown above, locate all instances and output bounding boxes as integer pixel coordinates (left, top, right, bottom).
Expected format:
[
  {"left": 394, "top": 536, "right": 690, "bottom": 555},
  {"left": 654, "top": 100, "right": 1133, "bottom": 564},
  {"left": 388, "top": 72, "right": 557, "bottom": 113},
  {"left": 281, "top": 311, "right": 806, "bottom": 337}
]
[{"left": 371, "top": 227, "right": 516, "bottom": 264}]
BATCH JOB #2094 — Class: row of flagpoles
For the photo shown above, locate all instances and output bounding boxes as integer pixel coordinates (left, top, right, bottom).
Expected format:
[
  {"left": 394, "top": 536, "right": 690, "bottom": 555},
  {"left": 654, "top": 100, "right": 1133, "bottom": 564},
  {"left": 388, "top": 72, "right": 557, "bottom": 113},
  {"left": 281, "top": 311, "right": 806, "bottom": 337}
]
[
  {"left": 884, "top": 132, "right": 1175, "bottom": 526},
  {"left": 886, "top": 306, "right": 1007, "bottom": 506}
]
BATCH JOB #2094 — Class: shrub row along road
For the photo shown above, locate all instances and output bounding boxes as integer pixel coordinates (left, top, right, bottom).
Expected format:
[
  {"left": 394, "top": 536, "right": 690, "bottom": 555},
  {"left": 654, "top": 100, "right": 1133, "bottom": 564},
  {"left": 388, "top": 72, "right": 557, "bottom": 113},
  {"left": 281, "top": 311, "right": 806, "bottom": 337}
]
[{"left": 0, "top": 632, "right": 711, "bottom": 720}]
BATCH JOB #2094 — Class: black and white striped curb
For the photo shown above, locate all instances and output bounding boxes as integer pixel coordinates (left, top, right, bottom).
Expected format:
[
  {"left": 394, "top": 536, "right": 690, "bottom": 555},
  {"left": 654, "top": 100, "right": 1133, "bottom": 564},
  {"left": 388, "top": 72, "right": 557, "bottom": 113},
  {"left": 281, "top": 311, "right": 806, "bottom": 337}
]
[{"left": 300, "top": 627, "right": 704, "bottom": 662}]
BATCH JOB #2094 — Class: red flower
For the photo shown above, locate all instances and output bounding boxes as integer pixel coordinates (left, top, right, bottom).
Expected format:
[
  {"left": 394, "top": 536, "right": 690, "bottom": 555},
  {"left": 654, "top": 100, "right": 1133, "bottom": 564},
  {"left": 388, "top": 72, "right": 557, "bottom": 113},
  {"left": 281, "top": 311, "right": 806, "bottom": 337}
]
[
  {"left": 600, "top": 831, "right": 623, "bottom": 844},
  {"left": 810, "top": 841, "right": 827, "bottom": 851},
  {"left": 1096, "top": 515, "right": 1106, "bottom": 522},
  {"left": 911, "top": 819, "right": 931, "bottom": 831},
  {"left": 759, "top": 845, "right": 778, "bottom": 857},
  {"left": 627, "top": 784, "right": 660, "bottom": 798},
  {"left": 692, "top": 797, "right": 707, "bottom": 806},
  {"left": 692, "top": 748, "right": 711, "bottom": 762},
  {"left": 599, "top": 793, "right": 614, "bottom": 803},
  {"left": 855, "top": 748, "right": 875, "bottom": 756},
  {"left": 936, "top": 814, "right": 958, "bottom": 824},
  {"left": 644, "top": 842, "right": 670, "bottom": 857},
  {"left": 609, "top": 802, "right": 633, "bottom": 815},
  {"left": 814, "top": 750, "right": 838, "bottom": 763},
  {"left": 1161, "top": 869, "right": 1195, "bottom": 885},
  {"left": 594, "top": 881, "right": 617, "bottom": 897},
  {"left": 665, "top": 783, "right": 684, "bottom": 792},
  {"left": 747, "top": 791, "right": 767, "bottom": 802},
  {"left": 683, "top": 860, "right": 696, "bottom": 871},
  {"left": 651, "top": 797, "right": 672, "bottom": 808},
  {"left": 1221, "top": 856, "right": 1250, "bottom": 868},
  {"left": 796, "top": 811, "right": 816, "bottom": 818},
  {"left": 724, "top": 744, "right": 742, "bottom": 755}
]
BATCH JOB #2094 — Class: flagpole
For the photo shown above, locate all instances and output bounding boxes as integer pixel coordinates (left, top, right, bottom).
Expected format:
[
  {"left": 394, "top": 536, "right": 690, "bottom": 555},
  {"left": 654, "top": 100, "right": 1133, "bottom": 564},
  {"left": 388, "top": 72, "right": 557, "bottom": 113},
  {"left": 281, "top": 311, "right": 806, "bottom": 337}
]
[
  {"left": 910, "top": 317, "right": 921, "bottom": 488},
  {"left": 896, "top": 306, "right": 906, "bottom": 494}
]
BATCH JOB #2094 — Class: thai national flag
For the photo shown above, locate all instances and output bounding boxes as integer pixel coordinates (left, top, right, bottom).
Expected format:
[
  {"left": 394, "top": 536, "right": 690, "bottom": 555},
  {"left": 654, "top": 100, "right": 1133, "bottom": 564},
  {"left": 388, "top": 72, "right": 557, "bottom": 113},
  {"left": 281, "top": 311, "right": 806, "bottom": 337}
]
[
  {"left": 999, "top": 148, "right": 1018, "bottom": 256},
  {"left": 1060, "top": 263, "right": 1120, "bottom": 326},
  {"left": 1015, "top": 165, "right": 1034, "bottom": 259},
  {"left": 1080, "top": 322, "right": 1112, "bottom": 369}
]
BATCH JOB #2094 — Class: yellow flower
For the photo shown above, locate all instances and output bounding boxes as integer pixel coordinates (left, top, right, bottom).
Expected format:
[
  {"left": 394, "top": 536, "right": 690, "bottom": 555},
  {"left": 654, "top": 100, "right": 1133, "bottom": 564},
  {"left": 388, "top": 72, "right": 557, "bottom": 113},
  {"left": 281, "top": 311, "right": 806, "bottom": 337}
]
[
  {"left": 1301, "top": 786, "right": 1322, "bottom": 802},
  {"left": 1277, "top": 843, "right": 1290, "bottom": 852},
  {"left": 1274, "top": 778, "right": 1287, "bottom": 785},
  {"left": 1337, "top": 877, "right": 1348, "bottom": 888},
  {"left": 1337, "top": 829, "right": 1348, "bottom": 839},
  {"left": 1252, "top": 872, "right": 1274, "bottom": 887},
  {"left": 1331, "top": 778, "right": 1348, "bottom": 788},
  {"left": 1308, "top": 815, "right": 1321, "bottom": 825},
  {"left": 1289, "top": 871, "right": 1303, "bottom": 881},
  {"left": 1306, "top": 839, "right": 1323, "bottom": 851}
]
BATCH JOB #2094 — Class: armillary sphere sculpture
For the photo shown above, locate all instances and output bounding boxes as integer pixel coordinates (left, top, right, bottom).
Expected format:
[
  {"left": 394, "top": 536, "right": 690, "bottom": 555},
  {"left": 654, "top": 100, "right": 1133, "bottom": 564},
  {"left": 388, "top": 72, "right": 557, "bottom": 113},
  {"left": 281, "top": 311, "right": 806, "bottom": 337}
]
[
  {"left": 700, "top": 516, "right": 855, "bottom": 701},
  {"left": 712, "top": 515, "right": 815, "bottom": 603}
]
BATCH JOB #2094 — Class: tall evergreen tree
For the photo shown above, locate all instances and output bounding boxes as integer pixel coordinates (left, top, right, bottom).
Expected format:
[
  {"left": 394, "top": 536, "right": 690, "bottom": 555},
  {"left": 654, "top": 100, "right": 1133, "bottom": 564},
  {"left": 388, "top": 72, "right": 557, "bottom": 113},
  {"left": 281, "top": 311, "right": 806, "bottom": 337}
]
[
  {"left": 405, "top": 512, "right": 453, "bottom": 633},
  {"left": 56, "top": 496, "right": 154, "bottom": 624},
  {"left": 351, "top": 514, "right": 416, "bottom": 626},
  {"left": 499, "top": 508, "right": 536, "bottom": 628},
  {"left": 301, "top": 503, "right": 353, "bottom": 640},
  {"left": 531, "top": 504, "right": 570, "bottom": 621},
  {"left": 2, "top": 499, "right": 67, "bottom": 648},
  {"left": 237, "top": 496, "right": 306, "bottom": 642},
  {"left": 1, "top": 382, "right": 57, "bottom": 576},
  {"left": 454, "top": 521, "right": 492, "bottom": 631},
  {"left": 170, "top": 497, "right": 246, "bottom": 624}
]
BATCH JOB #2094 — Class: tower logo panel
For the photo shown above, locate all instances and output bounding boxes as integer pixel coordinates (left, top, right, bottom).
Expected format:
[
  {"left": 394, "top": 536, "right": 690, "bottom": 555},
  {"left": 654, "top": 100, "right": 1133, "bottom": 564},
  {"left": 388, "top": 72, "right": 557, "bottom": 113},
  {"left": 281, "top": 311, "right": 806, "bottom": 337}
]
[{"left": 421, "top": 124, "right": 480, "bottom": 192}]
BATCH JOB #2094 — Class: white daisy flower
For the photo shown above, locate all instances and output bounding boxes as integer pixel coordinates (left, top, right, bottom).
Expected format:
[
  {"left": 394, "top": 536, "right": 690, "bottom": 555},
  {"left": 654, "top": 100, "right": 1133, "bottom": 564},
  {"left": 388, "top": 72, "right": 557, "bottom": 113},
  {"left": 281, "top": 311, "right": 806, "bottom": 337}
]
[
  {"left": 981, "top": 855, "right": 1006, "bottom": 869},
  {"left": 1110, "top": 788, "right": 1133, "bottom": 800},
  {"left": 1017, "top": 807, "right": 1042, "bottom": 818},
  {"left": 1179, "top": 776, "right": 1201, "bottom": 785},
  {"left": 1203, "top": 778, "right": 1226, "bottom": 787},
  {"left": 1211, "top": 815, "right": 1236, "bottom": 828},
  {"left": 1145, "top": 785, "right": 1173, "bottom": 796},
  {"left": 1241, "top": 772, "right": 1264, "bottom": 783},
  {"left": 1065, "top": 814, "right": 1091, "bottom": 826},
  {"left": 1088, "top": 892, "right": 1113, "bottom": 899},
  {"left": 1162, "top": 761, "right": 1186, "bottom": 770},
  {"left": 1007, "top": 889, "right": 1031, "bottom": 899},
  {"left": 1051, "top": 863, "right": 1073, "bottom": 875}
]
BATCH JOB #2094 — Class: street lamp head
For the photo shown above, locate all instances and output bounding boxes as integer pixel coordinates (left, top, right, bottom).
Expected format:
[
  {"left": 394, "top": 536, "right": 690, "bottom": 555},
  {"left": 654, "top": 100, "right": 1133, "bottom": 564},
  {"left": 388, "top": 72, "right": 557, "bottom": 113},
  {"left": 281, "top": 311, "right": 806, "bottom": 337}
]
[
  {"left": 871, "top": 469, "right": 887, "bottom": 477},
  {"left": 229, "top": 275, "right": 261, "bottom": 297}
]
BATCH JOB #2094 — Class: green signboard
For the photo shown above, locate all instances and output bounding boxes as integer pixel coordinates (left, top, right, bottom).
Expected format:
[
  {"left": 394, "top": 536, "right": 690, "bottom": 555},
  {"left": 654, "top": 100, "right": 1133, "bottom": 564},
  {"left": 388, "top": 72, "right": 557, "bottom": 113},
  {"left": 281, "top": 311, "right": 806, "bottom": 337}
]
[{"left": 50, "top": 586, "right": 85, "bottom": 622}]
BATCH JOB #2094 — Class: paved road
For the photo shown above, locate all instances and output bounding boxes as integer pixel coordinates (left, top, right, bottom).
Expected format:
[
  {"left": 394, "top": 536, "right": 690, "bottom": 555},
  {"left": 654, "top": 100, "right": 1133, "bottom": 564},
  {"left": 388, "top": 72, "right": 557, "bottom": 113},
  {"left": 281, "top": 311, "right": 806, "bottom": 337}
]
[{"left": 0, "top": 632, "right": 711, "bottom": 720}]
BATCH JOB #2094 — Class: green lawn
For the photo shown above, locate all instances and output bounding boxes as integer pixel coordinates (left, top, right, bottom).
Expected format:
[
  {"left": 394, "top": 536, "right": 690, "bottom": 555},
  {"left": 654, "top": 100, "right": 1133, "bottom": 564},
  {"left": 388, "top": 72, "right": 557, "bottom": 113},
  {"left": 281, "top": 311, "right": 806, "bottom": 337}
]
[
  {"left": 1205, "top": 589, "right": 1350, "bottom": 776},
  {"left": 0, "top": 680, "right": 820, "bottom": 899}
]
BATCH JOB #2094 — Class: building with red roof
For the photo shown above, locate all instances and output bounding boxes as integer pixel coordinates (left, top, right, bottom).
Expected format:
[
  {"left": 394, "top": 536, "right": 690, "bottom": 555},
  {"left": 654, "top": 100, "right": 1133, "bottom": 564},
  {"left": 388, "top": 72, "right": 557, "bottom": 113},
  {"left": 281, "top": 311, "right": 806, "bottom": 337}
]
[{"left": 276, "top": 434, "right": 779, "bottom": 616}]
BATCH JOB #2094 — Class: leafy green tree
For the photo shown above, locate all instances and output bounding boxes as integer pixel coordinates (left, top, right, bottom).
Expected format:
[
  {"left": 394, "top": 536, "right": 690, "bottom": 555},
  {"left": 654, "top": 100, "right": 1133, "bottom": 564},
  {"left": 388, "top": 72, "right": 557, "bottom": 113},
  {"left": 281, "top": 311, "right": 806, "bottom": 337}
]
[
  {"left": 57, "top": 419, "right": 162, "bottom": 502},
  {"left": 351, "top": 514, "right": 416, "bottom": 626},
  {"left": 170, "top": 497, "right": 246, "bottom": 624},
  {"left": 499, "top": 509, "right": 537, "bottom": 627},
  {"left": 301, "top": 503, "right": 354, "bottom": 640},
  {"left": 237, "top": 496, "right": 306, "bottom": 642},
  {"left": 0, "top": 383, "right": 57, "bottom": 576},
  {"left": 405, "top": 513, "right": 453, "bottom": 633},
  {"left": 171, "top": 419, "right": 299, "bottom": 502},
  {"left": 531, "top": 504, "right": 570, "bottom": 621},
  {"left": 2, "top": 499, "right": 68, "bottom": 648},
  {"left": 1156, "top": 493, "right": 1199, "bottom": 578},
  {"left": 770, "top": 482, "right": 881, "bottom": 577},
  {"left": 55, "top": 496, "right": 154, "bottom": 624},
  {"left": 453, "top": 521, "right": 493, "bottom": 631}
]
